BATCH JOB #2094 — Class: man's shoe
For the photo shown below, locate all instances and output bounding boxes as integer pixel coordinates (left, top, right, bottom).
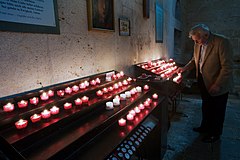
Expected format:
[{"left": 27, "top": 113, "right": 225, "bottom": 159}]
[
  {"left": 192, "top": 127, "right": 207, "bottom": 133},
  {"left": 202, "top": 135, "right": 220, "bottom": 143}
]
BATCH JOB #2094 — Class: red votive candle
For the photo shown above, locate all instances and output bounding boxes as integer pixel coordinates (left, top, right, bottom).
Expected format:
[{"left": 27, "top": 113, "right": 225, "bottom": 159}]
[
  {"left": 144, "top": 85, "right": 149, "bottom": 90},
  {"left": 118, "top": 118, "right": 126, "bottom": 127},
  {"left": 57, "top": 90, "right": 65, "bottom": 97},
  {"left": 74, "top": 98, "right": 82, "bottom": 105},
  {"left": 81, "top": 96, "right": 89, "bottom": 103},
  {"left": 47, "top": 90, "right": 54, "bottom": 97},
  {"left": 127, "top": 113, "right": 134, "bottom": 121},
  {"left": 96, "top": 90, "right": 103, "bottom": 96},
  {"left": 90, "top": 80, "right": 96, "bottom": 86},
  {"left": 50, "top": 106, "right": 60, "bottom": 115},
  {"left": 95, "top": 78, "right": 101, "bottom": 84},
  {"left": 40, "top": 92, "right": 49, "bottom": 101},
  {"left": 79, "top": 83, "right": 86, "bottom": 89},
  {"left": 152, "top": 93, "right": 158, "bottom": 99},
  {"left": 3, "top": 103, "right": 14, "bottom": 112},
  {"left": 102, "top": 88, "right": 108, "bottom": 94},
  {"left": 30, "top": 97, "right": 39, "bottom": 105},
  {"left": 65, "top": 87, "right": 72, "bottom": 94},
  {"left": 18, "top": 100, "right": 28, "bottom": 108},
  {"left": 15, "top": 119, "right": 28, "bottom": 129},
  {"left": 72, "top": 85, "right": 79, "bottom": 92},
  {"left": 64, "top": 102, "right": 72, "bottom": 110},
  {"left": 41, "top": 109, "right": 51, "bottom": 119},
  {"left": 30, "top": 114, "right": 41, "bottom": 123}
]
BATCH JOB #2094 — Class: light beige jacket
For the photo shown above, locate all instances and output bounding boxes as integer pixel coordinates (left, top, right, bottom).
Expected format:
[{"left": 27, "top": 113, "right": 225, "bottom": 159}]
[{"left": 186, "top": 33, "right": 233, "bottom": 96}]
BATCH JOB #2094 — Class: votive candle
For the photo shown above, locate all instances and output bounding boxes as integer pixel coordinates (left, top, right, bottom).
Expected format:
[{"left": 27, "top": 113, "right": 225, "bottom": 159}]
[
  {"left": 50, "top": 106, "right": 60, "bottom": 115},
  {"left": 64, "top": 102, "right": 72, "bottom": 110},
  {"left": 30, "top": 114, "right": 41, "bottom": 123},
  {"left": 118, "top": 118, "right": 126, "bottom": 126},
  {"left": 74, "top": 98, "right": 82, "bottom": 105},
  {"left": 15, "top": 119, "right": 28, "bottom": 129},
  {"left": 3, "top": 103, "right": 14, "bottom": 112},
  {"left": 18, "top": 100, "right": 28, "bottom": 108},
  {"left": 30, "top": 97, "right": 39, "bottom": 105},
  {"left": 41, "top": 109, "right": 51, "bottom": 119},
  {"left": 40, "top": 92, "right": 49, "bottom": 101}
]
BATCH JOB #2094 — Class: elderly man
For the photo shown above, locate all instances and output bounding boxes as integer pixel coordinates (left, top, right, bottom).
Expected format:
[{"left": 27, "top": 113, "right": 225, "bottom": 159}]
[{"left": 178, "top": 24, "right": 233, "bottom": 143}]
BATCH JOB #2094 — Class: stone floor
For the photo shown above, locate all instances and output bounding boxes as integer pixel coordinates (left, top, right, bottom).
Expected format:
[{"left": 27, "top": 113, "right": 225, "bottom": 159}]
[{"left": 163, "top": 93, "right": 240, "bottom": 160}]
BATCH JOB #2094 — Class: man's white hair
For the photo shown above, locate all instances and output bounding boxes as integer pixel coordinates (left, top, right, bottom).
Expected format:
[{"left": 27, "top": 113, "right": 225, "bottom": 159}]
[{"left": 189, "top": 24, "right": 210, "bottom": 38}]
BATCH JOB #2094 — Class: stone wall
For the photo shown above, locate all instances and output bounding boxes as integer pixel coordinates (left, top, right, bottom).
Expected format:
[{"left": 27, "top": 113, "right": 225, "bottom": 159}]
[{"left": 0, "top": 0, "right": 181, "bottom": 98}]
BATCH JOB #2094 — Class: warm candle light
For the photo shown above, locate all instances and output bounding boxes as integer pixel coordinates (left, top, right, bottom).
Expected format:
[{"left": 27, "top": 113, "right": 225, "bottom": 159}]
[
  {"left": 95, "top": 78, "right": 101, "bottom": 84},
  {"left": 47, "top": 90, "right": 54, "bottom": 97},
  {"left": 74, "top": 98, "right": 82, "bottom": 105},
  {"left": 40, "top": 92, "right": 49, "bottom": 101},
  {"left": 84, "top": 81, "right": 89, "bottom": 87},
  {"left": 120, "top": 94, "right": 126, "bottom": 100},
  {"left": 30, "top": 97, "right": 39, "bottom": 105},
  {"left": 136, "top": 86, "right": 142, "bottom": 92},
  {"left": 127, "top": 113, "right": 134, "bottom": 121},
  {"left": 143, "top": 85, "right": 149, "bottom": 90},
  {"left": 65, "top": 87, "right": 72, "bottom": 94},
  {"left": 108, "top": 86, "right": 114, "bottom": 92},
  {"left": 125, "top": 91, "right": 131, "bottom": 98},
  {"left": 18, "top": 100, "right": 28, "bottom": 108},
  {"left": 57, "top": 90, "right": 65, "bottom": 97},
  {"left": 72, "top": 85, "right": 79, "bottom": 92},
  {"left": 120, "top": 71, "right": 124, "bottom": 77},
  {"left": 152, "top": 93, "right": 158, "bottom": 99},
  {"left": 96, "top": 90, "right": 103, "bottom": 96},
  {"left": 134, "top": 107, "right": 141, "bottom": 113},
  {"left": 139, "top": 103, "right": 145, "bottom": 110},
  {"left": 3, "top": 103, "right": 14, "bottom": 112},
  {"left": 113, "top": 83, "right": 119, "bottom": 89},
  {"left": 118, "top": 82, "right": 123, "bottom": 87},
  {"left": 50, "top": 106, "right": 60, "bottom": 115},
  {"left": 90, "top": 80, "right": 96, "bottom": 86},
  {"left": 15, "top": 119, "right": 28, "bottom": 129},
  {"left": 122, "top": 80, "right": 128, "bottom": 86},
  {"left": 129, "top": 110, "right": 136, "bottom": 116},
  {"left": 106, "top": 102, "right": 114, "bottom": 110},
  {"left": 64, "top": 102, "right": 72, "bottom": 110},
  {"left": 118, "top": 118, "right": 126, "bottom": 126},
  {"left": 127, "top": 77, "right": 132, "bottom": 82},
  {"left": 102, "top": 88, "right": 108, "bottom": 94},
  {"left": 116, "top": 73, "right": 121, "bottom": 78},
  {"left": 30, "top": 114, "right": 41, "bottom": 123},
  {"left": 41, "top": 109, "right": 51, "bottom": 119},
  {"left": 144, "top": 101, "right": 150, "bottom": 107},
  {"left": 113, "top": 98, "right": 120, "bottom": 106},
  {"left": 81, "top": 96, "right": 89, "bottom": 103},
  {"left": 79, "top": 83, "right": 86, "bottom": 89}
]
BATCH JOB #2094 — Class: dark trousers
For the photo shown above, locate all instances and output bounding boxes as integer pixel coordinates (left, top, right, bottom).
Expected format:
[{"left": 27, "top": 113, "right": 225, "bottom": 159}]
[{"left": 198, "top": 73, "right": 228, "bottom": 136}]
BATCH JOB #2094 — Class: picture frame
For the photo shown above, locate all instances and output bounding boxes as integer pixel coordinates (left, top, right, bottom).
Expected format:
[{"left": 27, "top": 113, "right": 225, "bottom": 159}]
[
  {"left": 87, "top": 0, "right": 114, "bottom": 31},
  {"left": 155, "top": 2, "right": 163, "bottom": 43},
  {"left": 119, "top": 18, "right": 130, "bottom": 36}
]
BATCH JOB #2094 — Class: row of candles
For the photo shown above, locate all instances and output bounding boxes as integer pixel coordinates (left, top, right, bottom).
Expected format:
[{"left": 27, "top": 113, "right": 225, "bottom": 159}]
[
  {"left": 14, "top": 95, "right": 90, "bottom": 129},
  {"left": 118, "top": 93, "right": 158, "bottom": 126},
  {"left": 2, "top": 72, "right": 127, "bottom": 113},
  {"left": 139, "top": 58, "right": 174, "bottom": 69}
]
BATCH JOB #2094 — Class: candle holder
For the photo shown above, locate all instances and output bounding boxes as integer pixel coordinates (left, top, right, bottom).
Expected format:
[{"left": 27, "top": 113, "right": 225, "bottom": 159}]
[
  {"left": 30, "top": 114, "right": 42, "bottom": 123},
  {"left": 3, "top": 103, "right": 15, "bottom": 112},
  {"left": 15, "top": 119, "right": 28, "bottom": 129}
]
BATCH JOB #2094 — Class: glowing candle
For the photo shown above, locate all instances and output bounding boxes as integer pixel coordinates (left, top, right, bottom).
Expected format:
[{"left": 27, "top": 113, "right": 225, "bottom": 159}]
[
  {"left": 106, "top": 76, "right": 112, "bottom": 81},
  {"left": 30, "top": 114, "right": 41, "bottom": 123},
  {"left": 102, "top": 88, "right": 108, "bottom": 94},
  {"left": 72, "top": 85, "right": 79, "bottom": 92},
  {"left": 113, "top": 83, "right": 119, "bottom": 90},
  {"left": 15, "top": 119, "right": 28, "bottom": 129},
  {"left": 118, "top": 118, "right": 126, "bottom": 126},
  {"left": 114, "top": 95, "right": 120, "bottom": 100},
  {"left": 127, "top": 113, "right": 134, "bottom": 121},
  {"left": 161, "top": 73, "right": 165, "bottom": 78},
  {"left": 134, "top": 107, "right": 141, "bottom": 113},
  {"left": 108, "top": 86, "right": 114, "bottom": 92},
  {"left": 84, "top": 81, "right": 89, "bottom": 87},
  {"left": 130, "top": 89, "right": 136, "bottom": 95},
  {"left": 127, "top": 77, "right": 132, "bottom": 82},
  {"left": 122, "top": 80, "right": 128, "bottom": 86},
  {"left": 144, "top": 85, "right": 149, "bottom": 90},
  {"left": 40, "top": 92, "right": 49, "bottom": 101},
  {"left": 136, "top": 86, "right": 142, "bottom": 93},
  {"left": 116, "top": 73, "right": 121, "bottom": 78},
  {"left": 146, "top": 98, "right": 152, "bottom": 103},
  {"left": 96, "top": 90, "right": 103, "bottom": 96},
  {"left": 118, "top": 82, "right": 123, "bottom": 87},
  {"left": 112, "top": 74, "right": 117, "bottom": 80},
  {"left": 144, "top": 101, "right": 150, "bottom": 107},
  {"left": 64, "top": 102, "right": 72, "bottom": 110},
  {"left": 106, "top": 102, "right": 114, "bottom": 110},
  {"left": 30, "top": 97, "right": 39, "bottom": 105},
  {"left": 90, "top": 80, "right": 96, "bottom": 86},
  {"left": 79, "top": 83, "right": 86, "bottom": 89},
  {"left": 125, "top": 91, "right": 131, "bottom": 98},
  {"left": 81, "top": 96, "right": 89, "bottom": 103},
  {"left": 41, "top": 109, "right": 51, "bottom": 119},
  {"left": 95, "top": 78, "right": 101, "bottom": 84},
  {"left": 57, "top": 90, "right": 65, "bottom": 97},
  {"left": 47, "top": 90, "right": 54, "bottom": 97},
  {"left": 129, "top": 110, "right": 136, "bottom": 116},
  {"left": 152, "top": 93, "right": 158, "bottom": 99},
  {"left": 3, "top": 103, "right": 14, "bottom": 112},
  {"left": 113, "top": 98, "right": 120, "bottom": 106},
  {"left": 65, "top": 87, "right": 72, "bottom": 94},
  {"left": 120, "top": 94, "right": 126, "bottom": 100},
  {"left": 50, "top": 106, "right": 60, "bottom": 115},
  {"left": 120, "top": 71, "right": 124, "bottom": 77},
  {"left": 139, "top": 103, "right": 145, "bottom": 110},
  {"left": 18, "top": 100, "right": 28, "bottom": 108},
  {"left": 74, "top": 98, "right": 82, "bottom": 105}
]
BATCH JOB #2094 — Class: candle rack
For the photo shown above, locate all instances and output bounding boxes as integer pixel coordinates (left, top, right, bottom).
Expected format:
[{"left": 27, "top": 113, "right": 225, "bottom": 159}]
[{"left": 0, "top": 70, "right": 168, "bottom": 160}]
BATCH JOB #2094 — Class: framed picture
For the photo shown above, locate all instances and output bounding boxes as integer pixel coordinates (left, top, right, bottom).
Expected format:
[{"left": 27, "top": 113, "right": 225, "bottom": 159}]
[
  {"left": 0, "top": 0, "right": 59, "bottom": 34},
  {"left": 119, "top": 18, "right": 130, "bottom": 36},
  {"left": 155, "top": 2, "right": 163, "bottom": 43},
  {"left": 87, "top": 0, "right": 114, "bottom": 31}
]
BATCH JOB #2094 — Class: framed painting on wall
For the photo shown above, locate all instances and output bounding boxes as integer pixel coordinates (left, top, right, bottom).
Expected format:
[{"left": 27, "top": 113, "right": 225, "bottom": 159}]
[
  {"left": 87, "top": 0, "right": 114, "bottom": 31},
  {"left": 155, "top": 2, "right": 163, "bottom": 43},
  {"left": 119, "top": 18, "right": 130, "bottom": 36}
]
